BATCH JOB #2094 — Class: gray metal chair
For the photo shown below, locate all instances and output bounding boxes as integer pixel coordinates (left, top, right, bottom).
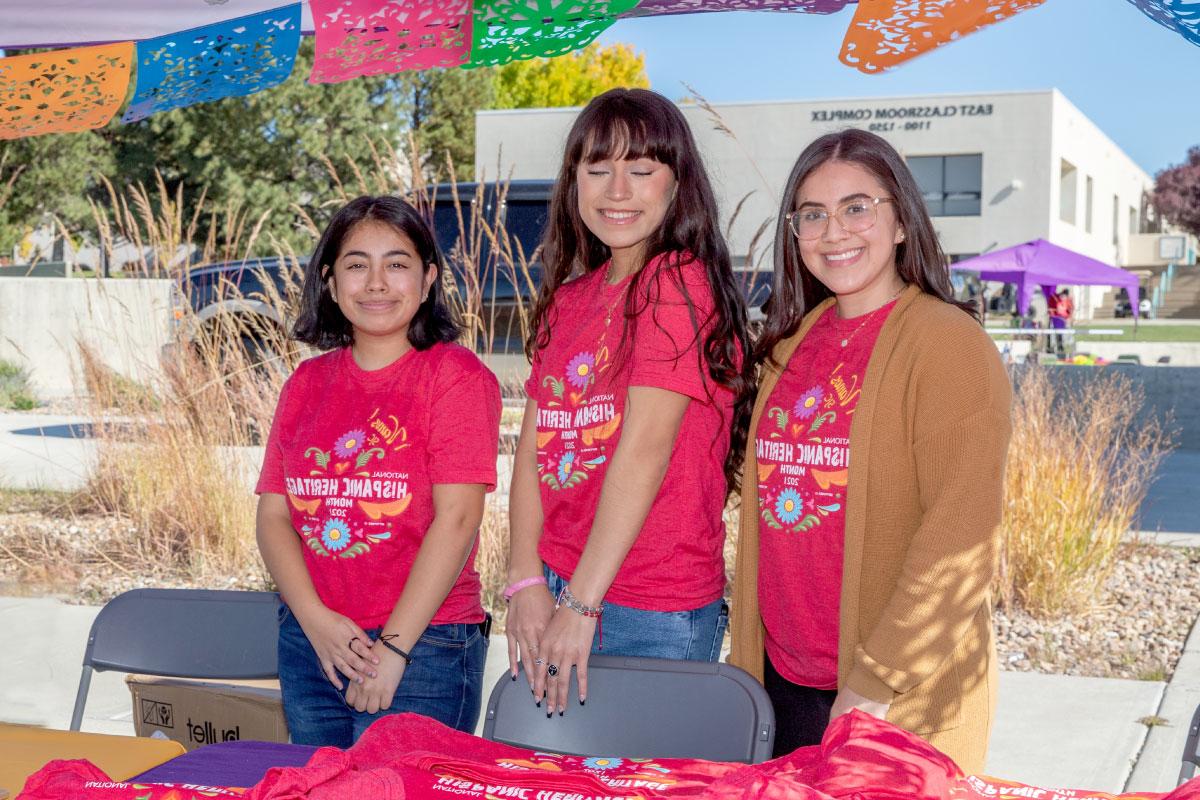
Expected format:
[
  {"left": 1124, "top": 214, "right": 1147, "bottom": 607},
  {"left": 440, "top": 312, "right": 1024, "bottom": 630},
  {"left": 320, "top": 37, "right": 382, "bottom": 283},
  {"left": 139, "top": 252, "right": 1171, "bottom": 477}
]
[
  {"left": 70, "top": 588, "right": 279, "bottom": 730},
  {"left": 1182, "top": 702, "right": 1200, "bottom": 785},
  {"left": 481, "top": 655, "right": 775, "bottom": 763}
]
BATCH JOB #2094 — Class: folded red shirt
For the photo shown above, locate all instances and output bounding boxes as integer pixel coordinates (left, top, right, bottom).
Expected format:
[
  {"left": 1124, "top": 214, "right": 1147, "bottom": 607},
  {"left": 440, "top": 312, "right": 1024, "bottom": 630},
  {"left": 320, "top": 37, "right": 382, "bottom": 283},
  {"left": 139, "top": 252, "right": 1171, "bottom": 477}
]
[{"left": 18, "top": 712, "right": 1200, "bottom": 800}]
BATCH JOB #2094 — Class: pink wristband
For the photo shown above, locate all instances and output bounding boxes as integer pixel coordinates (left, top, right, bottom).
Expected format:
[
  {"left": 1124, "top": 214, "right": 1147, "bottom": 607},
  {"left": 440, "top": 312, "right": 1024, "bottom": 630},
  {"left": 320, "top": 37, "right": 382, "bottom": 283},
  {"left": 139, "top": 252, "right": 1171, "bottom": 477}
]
[{"left": 503, "top": 576, "right": 548, "bottom": 602}]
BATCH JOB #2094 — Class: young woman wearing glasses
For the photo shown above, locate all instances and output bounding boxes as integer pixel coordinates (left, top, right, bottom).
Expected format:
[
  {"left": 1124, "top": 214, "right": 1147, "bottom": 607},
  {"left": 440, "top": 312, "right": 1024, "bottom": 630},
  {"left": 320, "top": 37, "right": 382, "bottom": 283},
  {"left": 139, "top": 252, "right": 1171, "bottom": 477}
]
[{"left": 729, "top": 129, "right": 1012, "bottom": 772}]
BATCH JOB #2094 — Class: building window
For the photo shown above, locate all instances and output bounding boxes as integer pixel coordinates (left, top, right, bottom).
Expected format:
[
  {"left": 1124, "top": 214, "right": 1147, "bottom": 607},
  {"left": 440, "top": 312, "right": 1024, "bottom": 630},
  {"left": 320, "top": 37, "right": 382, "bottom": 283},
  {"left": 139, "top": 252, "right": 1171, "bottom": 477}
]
[
  {"left": 1059, "top": 160, "right": 1077, "bottom": 225},
  {"left": 1085, "top": 176, "right": 1094, "bottom": 233},
  {"left": 1129, "top": 206, "right": 1138, "bottom": 235},
  {"left": 907, "top": 154, "right": 982, "bottom": 217},
  {"left": 1112, "top": 195, "right": 1120, "bottom": 245}
]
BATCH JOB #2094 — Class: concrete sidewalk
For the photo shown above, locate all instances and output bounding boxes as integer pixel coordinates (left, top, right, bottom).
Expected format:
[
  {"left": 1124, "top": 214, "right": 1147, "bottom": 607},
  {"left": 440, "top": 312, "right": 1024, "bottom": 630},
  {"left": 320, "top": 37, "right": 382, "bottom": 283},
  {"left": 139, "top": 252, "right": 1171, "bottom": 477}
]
[{"left": 2, "top": 595, "right": 1196, "bottom": 793}]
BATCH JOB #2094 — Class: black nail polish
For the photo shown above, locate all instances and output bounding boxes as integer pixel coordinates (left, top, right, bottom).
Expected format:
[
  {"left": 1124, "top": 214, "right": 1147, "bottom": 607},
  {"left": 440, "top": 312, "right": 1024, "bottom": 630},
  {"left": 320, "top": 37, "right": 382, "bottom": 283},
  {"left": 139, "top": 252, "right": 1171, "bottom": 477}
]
[
  {"left": 558, "top": 710, "right": 564, "bottom": 717},
  {"left": 511, "top": 674, "right": 517, "bottom": 681},
  {"left": 579, "top": 699, "right": 586, "bottom": 706},
  {"left": 546, "top": 711, "right": 552, "bottom": 719},
  {"left": 535, "top": 700, "right": 541, "bottom": 707}
]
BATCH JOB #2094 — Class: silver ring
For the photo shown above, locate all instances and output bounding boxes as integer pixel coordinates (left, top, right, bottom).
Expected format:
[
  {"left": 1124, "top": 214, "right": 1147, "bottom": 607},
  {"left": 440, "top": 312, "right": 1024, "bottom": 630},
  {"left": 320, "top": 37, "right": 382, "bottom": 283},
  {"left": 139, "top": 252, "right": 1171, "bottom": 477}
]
[
  {"left": 534, "top": 658, "right": 545, "bottom": 666},
  {"left": 547, "top": 664, "right": 559, "bottom": 677}
]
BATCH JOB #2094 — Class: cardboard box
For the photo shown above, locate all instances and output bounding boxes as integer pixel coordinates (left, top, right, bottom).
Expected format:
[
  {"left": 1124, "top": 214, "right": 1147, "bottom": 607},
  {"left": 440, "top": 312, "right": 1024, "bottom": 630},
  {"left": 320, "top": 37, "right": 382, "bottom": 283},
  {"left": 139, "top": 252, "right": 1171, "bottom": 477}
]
[{"left": 126, "top": 675, "right": 289, "bottom": 750}]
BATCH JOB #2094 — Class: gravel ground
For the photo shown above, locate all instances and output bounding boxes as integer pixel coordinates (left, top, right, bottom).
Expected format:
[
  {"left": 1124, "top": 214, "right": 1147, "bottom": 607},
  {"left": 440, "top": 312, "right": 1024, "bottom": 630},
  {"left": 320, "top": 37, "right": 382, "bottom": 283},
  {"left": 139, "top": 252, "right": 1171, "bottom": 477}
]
[
  {"left": 2, "top": 506, "right": 1197, "bottom": 681},
  {"left": 995, "top": 545, "right": 1200, "bottom": 680}
]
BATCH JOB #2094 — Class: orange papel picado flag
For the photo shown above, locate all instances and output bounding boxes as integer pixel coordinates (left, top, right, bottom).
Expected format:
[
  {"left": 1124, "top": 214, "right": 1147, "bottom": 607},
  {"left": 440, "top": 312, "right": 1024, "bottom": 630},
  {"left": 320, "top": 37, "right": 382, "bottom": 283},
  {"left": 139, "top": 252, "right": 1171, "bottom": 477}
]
[
  {"left": 840, "top": 0, "right": 1047, "bottom": 74},
  {"left": 0, "top": 42, "right": 133, "bottom": 140}
]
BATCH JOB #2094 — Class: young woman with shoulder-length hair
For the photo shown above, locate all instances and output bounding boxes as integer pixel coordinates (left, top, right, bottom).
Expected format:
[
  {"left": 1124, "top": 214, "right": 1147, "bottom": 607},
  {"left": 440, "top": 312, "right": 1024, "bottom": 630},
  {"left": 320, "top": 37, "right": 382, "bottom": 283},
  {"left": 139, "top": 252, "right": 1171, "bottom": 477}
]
[
  {"left": 256, "top": 195, "right": 501, "bottom": 747},
  {"left": 505, "top": 88, "right": 755, "bottom": 715},
  {"left": 729, "top": 129, "right": 1012, "bottom": 771}
]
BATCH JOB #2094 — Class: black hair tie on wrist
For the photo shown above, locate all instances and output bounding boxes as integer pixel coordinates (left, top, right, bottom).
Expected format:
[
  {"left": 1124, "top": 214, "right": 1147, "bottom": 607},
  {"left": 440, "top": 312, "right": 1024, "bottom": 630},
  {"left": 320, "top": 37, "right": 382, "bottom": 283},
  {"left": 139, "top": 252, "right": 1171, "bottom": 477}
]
[{"left": 377, "top": 634, "right": 413, "bottom": 665}]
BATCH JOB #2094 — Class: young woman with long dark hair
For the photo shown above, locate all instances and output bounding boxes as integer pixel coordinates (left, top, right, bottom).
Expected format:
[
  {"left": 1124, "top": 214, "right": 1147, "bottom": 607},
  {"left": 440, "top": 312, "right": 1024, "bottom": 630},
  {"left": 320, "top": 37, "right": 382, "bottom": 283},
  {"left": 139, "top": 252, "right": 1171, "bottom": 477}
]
[
  {"left": 730, "top": 129, "right": 1011, "bottom": 771},
  {"left": 256, "top": 195, "right": 500, "bottom": 746},
  {"left": 505, "top": 88, "right": 755, "bottom": 715}
]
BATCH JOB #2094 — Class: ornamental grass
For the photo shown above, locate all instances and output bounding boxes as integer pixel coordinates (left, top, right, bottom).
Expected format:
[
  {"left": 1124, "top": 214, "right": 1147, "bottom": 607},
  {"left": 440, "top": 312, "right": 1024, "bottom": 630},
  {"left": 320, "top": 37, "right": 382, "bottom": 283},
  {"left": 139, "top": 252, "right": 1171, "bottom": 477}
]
[
  {"left": 71, "top": 142, "right": 533, "bottom": 616},
  {"left": 994, "top": 365, "right": 1175, "bottom": 618}
]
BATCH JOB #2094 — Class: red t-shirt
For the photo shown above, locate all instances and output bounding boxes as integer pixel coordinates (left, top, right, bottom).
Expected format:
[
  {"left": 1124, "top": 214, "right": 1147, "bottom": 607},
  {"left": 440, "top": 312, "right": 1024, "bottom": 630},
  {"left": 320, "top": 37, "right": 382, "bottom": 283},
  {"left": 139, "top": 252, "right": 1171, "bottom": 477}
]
[
  {"left": 524, "top": 253, "right": 733, "bottom": 611},
  {"left": 256, "top": 343, "right": 501, "bottom": 629},
  {"left": 755, "top": 301, "right": 895, "bottom": 688}
]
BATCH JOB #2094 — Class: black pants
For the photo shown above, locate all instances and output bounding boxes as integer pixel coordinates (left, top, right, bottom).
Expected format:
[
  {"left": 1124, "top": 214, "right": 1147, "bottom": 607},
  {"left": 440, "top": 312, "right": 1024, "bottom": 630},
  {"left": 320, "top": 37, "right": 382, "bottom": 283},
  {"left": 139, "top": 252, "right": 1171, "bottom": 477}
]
[{"left": 764, "top": 652, "right": 838, "bottom": 758}]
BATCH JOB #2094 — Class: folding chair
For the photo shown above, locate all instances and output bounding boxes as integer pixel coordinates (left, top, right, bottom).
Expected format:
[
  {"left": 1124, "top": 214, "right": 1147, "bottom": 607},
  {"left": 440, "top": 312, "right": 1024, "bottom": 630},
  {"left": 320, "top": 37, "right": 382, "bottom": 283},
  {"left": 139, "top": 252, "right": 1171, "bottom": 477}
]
[
  {"left": 481, "top": 655, "right": 775, "bottom": 763},
  {"left": 70, "top": 588, "right": 280, "bottom": 731},
  {"left": 1182, "top": 702, "right": 1200, "bottom": 785}
]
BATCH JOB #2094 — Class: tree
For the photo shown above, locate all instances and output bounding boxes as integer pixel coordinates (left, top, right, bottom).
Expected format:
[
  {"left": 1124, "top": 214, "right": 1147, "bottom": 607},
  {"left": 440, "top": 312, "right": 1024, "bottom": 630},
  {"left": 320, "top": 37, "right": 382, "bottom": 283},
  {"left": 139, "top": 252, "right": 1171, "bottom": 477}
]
[
  {"left": 104, "top": 39, "right": 413, "bottom": 252},
  {"left": 400, "top": 67, "right": 496, "bottom": 181},
  {"left": 0, "top": 40, "right": 646, "bottom": 256},
  {"left": 1154, "top": 146, "right": 1200, "bottom": 237},
  {"left": 490, "top": 43, "right": 649, "bottom": 110},
  {"left": 0, "top": 122, "right": 114, "bottom": 253}
]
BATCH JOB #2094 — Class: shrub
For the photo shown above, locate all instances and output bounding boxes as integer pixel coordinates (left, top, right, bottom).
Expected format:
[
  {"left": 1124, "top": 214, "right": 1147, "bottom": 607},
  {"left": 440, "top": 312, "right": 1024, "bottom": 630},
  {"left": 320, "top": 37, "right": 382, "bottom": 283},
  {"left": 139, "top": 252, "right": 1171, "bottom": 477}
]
[
  {"left": 0, "top": 359, "right": 37, "bottom": 410},
  {"left": 995, "top": 366, "right": 1175, "bottom": 617}
]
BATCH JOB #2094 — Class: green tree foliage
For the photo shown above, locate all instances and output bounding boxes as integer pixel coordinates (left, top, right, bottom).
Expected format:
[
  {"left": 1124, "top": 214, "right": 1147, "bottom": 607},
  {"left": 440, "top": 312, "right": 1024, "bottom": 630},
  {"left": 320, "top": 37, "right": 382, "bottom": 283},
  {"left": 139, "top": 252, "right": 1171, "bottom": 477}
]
[
  {"left": 0, "top": 40, "right": 647, "bottom": 256},
  {"left": 491, "top": 43, "right": 649, "bottom": 110},
  {"left": 400, "top": 67, "right": 495, "bottom": 181},
  {"left": 0, "top": 128, "right": 114, "bottom": 252},
  {"left": 1154, "top": 146, "right": 1200, "bottom": 237},
  {"left": 107, "top": 39, "right": 412, "bottom": 251}
]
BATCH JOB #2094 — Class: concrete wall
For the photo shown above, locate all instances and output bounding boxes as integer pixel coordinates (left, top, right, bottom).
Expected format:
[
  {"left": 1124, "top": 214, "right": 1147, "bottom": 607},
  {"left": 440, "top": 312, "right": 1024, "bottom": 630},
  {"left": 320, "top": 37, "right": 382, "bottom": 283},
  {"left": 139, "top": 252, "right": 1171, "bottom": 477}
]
[{"left": 0, "top": 277, "right": 173, "bottom": 399}]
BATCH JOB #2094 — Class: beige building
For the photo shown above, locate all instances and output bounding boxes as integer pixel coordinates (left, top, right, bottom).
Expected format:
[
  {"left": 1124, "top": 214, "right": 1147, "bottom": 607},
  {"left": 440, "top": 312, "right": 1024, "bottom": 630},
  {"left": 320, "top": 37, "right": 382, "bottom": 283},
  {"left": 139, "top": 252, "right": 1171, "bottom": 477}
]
[{"left": 475, "top": 89, "right": 1173, "bottom": 320}]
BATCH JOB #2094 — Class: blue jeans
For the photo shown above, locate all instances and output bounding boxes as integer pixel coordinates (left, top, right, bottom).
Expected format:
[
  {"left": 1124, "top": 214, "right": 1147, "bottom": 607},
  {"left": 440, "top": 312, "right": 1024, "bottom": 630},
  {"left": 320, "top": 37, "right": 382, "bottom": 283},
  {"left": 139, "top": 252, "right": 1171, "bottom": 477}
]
[
  {"left": 544, "top": 567, "right": 727, "bottom": 661},
  {"left": 276, "top": 604, "right": 487, "bottom": 747}
]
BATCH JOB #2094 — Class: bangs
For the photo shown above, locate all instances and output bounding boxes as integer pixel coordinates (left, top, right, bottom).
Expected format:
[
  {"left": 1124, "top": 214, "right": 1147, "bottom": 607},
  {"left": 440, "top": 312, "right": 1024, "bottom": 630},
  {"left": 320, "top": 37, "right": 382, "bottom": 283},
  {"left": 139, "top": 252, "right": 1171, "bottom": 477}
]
[{"left": 577, "top": 109, "right": 675, "bottom": 167}]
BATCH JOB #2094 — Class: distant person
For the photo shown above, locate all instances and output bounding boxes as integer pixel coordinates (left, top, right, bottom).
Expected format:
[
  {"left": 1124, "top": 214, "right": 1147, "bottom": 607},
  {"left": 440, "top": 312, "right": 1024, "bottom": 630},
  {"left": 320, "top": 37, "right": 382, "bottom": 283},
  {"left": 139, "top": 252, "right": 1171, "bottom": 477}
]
[
  {"left": 730, "top": 129, "right": 1012, "bottom": 772},
  {"left": 256, "top": 195, "right": 501, "bottom": 746},
  {"left": 1139, "top": 296, "right": 1153, "bottom": 318},
  {"left": 1049, "top": 288, "right": 1073, "bottom": 356},
  {"left": 504, "top": 88, "right": 754, "bottom": 716}
]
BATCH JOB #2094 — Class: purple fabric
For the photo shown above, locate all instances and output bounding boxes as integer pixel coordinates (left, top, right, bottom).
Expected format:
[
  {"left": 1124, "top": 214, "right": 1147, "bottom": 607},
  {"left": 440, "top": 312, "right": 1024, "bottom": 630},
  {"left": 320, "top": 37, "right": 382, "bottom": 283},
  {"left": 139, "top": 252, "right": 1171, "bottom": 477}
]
[
  {"left": 132, "top": 740, "right": 319, "bottom": 788},
  {"left": 951, "top": 239, "right": 1141, "bottom": 318},
  {"left": 620, "top": 0, "right": 852, "bottom": 18}
]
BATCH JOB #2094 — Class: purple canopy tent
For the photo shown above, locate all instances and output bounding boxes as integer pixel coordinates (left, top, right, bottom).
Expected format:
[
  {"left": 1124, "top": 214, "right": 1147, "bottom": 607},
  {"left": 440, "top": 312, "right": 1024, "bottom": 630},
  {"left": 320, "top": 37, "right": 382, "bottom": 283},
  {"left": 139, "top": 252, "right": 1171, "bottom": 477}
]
[{"left": 950, "top": 238, "right": 1141, "bottom": 319}]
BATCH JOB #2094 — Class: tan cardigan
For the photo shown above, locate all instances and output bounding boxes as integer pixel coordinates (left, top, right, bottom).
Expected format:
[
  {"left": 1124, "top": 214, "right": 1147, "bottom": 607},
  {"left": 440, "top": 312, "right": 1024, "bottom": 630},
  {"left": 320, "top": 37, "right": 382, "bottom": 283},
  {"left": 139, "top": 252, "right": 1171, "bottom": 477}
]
[{"left": 729, "top": 285, "right": 1012, "bottom": 773}]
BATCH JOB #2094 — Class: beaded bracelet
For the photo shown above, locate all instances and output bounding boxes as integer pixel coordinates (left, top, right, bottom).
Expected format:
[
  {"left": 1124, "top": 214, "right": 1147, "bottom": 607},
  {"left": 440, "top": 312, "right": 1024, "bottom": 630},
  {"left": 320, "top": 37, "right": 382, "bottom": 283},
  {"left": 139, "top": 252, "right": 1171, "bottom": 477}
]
[{"left": 557, "top": 585, "right": 605, "bottom": 650}]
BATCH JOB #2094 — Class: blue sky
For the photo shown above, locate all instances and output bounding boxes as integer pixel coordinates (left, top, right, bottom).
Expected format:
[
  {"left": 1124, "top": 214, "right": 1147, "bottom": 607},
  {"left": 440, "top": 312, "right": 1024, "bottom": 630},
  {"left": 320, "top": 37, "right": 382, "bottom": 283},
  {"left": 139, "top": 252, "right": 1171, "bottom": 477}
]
[{"left": 597, "top": 0, "right": 1200, "bottom": 175}]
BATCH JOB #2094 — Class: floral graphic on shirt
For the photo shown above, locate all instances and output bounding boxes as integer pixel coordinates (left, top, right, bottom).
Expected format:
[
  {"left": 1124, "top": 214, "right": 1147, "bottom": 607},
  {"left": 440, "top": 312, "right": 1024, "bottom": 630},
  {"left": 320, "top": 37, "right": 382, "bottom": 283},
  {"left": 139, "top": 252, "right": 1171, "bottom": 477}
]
[
  {"left": 793, "top": 385, "right": 824, "bottom": 420},
  {"left": 583, "top": 756, "right": 624, "bottom": 770},
  {"left": 321, "top": 518, "right": 352, "bottom": 552},
  {"left": 566, "top": 351, "right": 597, "bottom": 390},
  {"left": 542, "top": 450, "right": 607, "bottom": 491},
  {"left": 774, "top": 488, "right": 804, "bottom": 525},
  {"left": 334, "top": 429, "right": 365, "bottom": 458},
  {"left": 536, "top": 342, "right": 621, "bottom": 492},
  {"left": 757, "top": 361, "right": 863, "bottom": 535},
  {"left": 556, "top": 451, "right": 576, "bottom": 484},
  {"left": 288, "top": 409, "right": 413, "bottom": 558}
]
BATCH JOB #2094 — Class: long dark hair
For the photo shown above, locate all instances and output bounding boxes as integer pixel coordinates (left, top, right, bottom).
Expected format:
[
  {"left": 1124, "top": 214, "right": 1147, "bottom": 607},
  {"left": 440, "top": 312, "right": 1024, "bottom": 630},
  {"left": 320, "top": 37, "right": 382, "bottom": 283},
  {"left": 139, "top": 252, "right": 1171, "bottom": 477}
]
[
  {"left": 526, "top": 87, "right": 753, "bottom": 493},
  {"left": 756, "top": 128, "right": 977, "bottom": 367},
  {"left": 293, "top": 195, "right": 459, "bottom": 350}
]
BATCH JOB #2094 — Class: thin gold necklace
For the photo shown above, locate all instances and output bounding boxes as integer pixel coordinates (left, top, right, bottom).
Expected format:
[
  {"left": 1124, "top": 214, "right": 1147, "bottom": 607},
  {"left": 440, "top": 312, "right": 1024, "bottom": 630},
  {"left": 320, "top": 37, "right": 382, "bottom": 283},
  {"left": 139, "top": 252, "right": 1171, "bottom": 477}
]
[
  {"left": 838, "top": 285, "right": 905, "bottom": 348},
  {"left": 602, "top": 262, "right": 626, "bottom": 328}
]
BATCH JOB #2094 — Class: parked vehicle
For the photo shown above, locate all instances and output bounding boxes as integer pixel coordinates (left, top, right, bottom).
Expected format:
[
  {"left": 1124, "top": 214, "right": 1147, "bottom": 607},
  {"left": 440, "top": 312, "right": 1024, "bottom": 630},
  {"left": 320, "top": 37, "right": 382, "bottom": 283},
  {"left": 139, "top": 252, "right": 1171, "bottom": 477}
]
[
  {"left": 431, "top": 180, "right": 552, "bottom": 353},
  {"left": 170, "top": 256, "right": 302, "bottom": 367}
]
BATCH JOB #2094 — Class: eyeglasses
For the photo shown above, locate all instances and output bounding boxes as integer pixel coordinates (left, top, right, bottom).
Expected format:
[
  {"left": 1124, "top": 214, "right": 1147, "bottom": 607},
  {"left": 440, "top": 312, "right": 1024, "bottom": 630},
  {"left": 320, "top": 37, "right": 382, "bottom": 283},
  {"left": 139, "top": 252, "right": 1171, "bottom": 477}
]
[{"left": 785, "top": 197, "right": 895, "bottom": 241}]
